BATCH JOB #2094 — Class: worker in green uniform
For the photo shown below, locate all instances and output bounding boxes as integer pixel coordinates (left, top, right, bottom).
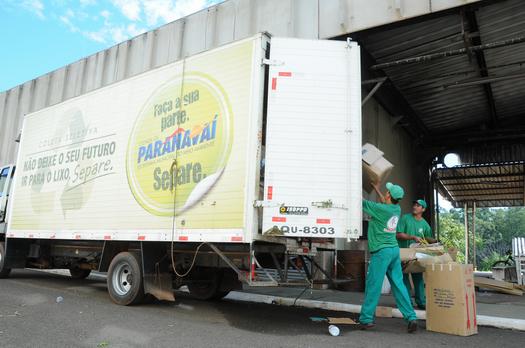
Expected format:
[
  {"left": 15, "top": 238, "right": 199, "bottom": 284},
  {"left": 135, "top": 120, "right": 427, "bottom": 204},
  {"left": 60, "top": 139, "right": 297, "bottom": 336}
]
[
  {"left": 396, "top": 199, "right": 437, "bottom": 310},
  {"left": 359, "top": 182, "right": 418, "bottom": 333}
]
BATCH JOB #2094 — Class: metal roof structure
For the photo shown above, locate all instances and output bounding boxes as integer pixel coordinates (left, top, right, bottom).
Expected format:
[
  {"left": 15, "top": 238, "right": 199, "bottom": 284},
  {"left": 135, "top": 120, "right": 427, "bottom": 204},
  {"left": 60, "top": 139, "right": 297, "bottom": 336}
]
[
  {"left": 435, "top": 161, "right": 525, "bottom": 207},
  {"left": 0, "top": 0, "right": 483, "bottom": 165},
  {"left": 354, "top": 0, "right": 525, "bottom": 151}
]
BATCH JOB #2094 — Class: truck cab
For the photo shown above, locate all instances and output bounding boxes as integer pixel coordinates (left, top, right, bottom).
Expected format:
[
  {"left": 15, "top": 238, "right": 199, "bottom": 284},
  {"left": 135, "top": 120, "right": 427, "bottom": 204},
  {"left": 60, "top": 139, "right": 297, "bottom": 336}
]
[{"left": 0, "top": 164, "right": 15, "bottom": 234}]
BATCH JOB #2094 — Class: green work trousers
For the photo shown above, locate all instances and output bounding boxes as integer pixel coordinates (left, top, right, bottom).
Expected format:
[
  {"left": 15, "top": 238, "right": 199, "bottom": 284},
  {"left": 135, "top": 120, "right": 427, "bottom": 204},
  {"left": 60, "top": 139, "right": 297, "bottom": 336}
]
[
  {"left": 359, "top": 246, "right": 417, "bottom": 324},
  {"left": 403, "top": 273, "right": 426, "bottom": 307}
]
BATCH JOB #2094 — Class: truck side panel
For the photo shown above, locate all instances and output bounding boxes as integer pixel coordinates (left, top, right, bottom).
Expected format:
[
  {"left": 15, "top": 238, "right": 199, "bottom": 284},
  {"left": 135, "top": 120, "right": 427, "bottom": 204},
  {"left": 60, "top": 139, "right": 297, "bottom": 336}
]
[{"left": 7, "top": 35, "right": 266, "bottom": 244}]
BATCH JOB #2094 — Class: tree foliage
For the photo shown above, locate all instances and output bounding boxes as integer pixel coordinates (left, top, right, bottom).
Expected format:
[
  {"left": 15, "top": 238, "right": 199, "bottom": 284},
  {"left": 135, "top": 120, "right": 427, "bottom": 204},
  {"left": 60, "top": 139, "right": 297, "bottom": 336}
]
[{"left": 438, "top": 207, "right": 525, "bottom": 271}]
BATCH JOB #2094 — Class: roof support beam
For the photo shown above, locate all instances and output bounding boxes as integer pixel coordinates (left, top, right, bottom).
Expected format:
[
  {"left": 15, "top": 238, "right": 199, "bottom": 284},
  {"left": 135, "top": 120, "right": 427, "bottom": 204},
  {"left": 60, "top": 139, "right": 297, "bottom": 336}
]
[
  {"left": 369, "top": 36, "right": 525, "bottom": 70},
  {"left": 462, "top": 9, "right": 498, "bottom": 128},
  {"left": 438, "top": 173, "right": 523, "bottom": 181}
]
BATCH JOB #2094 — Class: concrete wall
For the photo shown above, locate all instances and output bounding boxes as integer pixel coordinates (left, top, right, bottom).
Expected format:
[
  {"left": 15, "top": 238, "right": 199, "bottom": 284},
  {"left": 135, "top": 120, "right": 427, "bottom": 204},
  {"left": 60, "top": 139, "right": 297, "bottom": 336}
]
[
  {"left": 362, "top": 98, "right": 417, "bottom": 213},
  {"left": 0, "top": 0, "right": 481, "bottom": 165}
]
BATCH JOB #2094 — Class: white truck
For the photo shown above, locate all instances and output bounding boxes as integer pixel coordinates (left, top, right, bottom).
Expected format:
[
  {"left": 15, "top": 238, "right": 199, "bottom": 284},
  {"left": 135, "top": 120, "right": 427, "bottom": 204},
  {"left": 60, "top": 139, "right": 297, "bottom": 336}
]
[{"left": 0, "top": 33, "right": 362, "bottom": 305}]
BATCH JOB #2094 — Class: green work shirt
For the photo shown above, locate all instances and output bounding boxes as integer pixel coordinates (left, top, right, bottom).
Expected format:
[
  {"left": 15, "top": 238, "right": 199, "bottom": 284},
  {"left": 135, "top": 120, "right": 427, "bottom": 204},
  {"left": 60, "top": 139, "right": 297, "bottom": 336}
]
[
  {"left": 363, "top": 200, "right": 401, "bottom": 253},
  {"left": 396, "top": 213, "right": 432, "bottom": 248}
]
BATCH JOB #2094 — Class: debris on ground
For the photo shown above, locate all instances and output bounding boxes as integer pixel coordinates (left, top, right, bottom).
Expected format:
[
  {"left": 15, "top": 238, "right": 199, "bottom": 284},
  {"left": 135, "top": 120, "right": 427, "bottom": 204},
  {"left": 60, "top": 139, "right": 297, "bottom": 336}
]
[
  {"left": 309, "top": 316, "right": 327, "bottom": 322},
  {"left": 328, "top": 325, "right": 340, "bottom": 336},
  {"left": 0, "top": 311, "right": 21, "bottom": 318},
  {"left": 474, "top": 277, "right": 524, "bottom": 296}
]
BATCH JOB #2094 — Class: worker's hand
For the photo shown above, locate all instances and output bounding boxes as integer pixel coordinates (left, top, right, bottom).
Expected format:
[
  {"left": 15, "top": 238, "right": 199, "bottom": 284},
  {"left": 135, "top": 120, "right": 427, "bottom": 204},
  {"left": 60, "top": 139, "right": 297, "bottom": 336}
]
[{"left": 412, "top": 236, "right": 423, "bottom": 243}]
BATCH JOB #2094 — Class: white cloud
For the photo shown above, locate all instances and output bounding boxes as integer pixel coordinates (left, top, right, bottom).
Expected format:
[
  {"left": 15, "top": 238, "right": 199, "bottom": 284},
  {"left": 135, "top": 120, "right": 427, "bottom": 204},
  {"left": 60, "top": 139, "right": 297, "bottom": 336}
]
[
  {"left": 100, "top": 10, "right": 111, "bottom": 20},
  {"left": 83, "top": 31, "right": 106, "bottom": 43},
  {"left": 142, "top": 0, "right": 208, "bottom": 26},
  {"left": 127, "top": 23, "right": 147, "bottom": 37},
  {"left": 60, "top": 15, "right": 79, "bottom": 33},
  {"left": 110, "top": 26, "right": 128, "bottom": 43},
  {"left": 111, "top": 0, "right": 141, "bottom": 21},
  {"left": 20, "top": 0, "right": 45, "bottom": 19},
  {"left": 59, "top": 8, "right": 79, "bottom": 32}
]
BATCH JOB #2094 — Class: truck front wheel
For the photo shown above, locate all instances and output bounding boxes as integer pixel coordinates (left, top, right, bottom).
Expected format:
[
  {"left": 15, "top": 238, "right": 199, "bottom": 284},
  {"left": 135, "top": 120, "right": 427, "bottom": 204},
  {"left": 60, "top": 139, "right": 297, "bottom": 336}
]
[
  {"left": 0, "top": 242, "right": 11, "bottom": 279},
  {"left": 107, "top": 252, "right": 145, "bottom": 305}
]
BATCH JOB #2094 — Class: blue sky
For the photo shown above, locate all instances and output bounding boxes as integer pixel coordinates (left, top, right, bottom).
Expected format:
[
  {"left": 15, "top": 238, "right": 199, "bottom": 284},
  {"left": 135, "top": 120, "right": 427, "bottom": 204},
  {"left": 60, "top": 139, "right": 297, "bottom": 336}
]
[{"left": 0, "top": 0, "right": 221, "bottom": 92}]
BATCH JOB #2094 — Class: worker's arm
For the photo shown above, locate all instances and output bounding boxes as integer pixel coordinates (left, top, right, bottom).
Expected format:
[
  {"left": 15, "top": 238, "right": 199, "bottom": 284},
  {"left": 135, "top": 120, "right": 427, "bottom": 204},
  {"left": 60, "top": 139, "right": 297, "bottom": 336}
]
[
  {"left": 397, "top": 232, "right": 422, "bottom": 243},
  {"left": 424, "top": 224, "right": 437, "bottom": 244},
  {"left": 371, "top": 182, "right": 386, "bottom": 203},
  {"left": 425, "top": 237, "right": 438, "bottom": 244}
]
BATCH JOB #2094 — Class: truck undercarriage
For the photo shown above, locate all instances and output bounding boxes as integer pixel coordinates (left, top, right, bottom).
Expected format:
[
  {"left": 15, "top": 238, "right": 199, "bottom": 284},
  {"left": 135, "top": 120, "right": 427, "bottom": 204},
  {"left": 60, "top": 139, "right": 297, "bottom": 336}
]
[{"left": 0, "top": 238, "right": 341, "bottom": 305}]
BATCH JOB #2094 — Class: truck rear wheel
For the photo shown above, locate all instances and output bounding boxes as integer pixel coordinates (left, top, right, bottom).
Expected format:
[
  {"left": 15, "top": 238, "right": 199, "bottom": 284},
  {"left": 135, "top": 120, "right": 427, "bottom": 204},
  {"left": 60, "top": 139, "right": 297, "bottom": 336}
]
[
  {"left": 0, "top": 242, "right": 11, "bottom": 279},
  {"left": 107, "top": 252, "right": 145, "bottom": 305},
  {"left": 187, "top": 268, "right": 231, "bottom": 300},
  {"left": 69, "top": 267, "right": 91, "bottom": 280}
]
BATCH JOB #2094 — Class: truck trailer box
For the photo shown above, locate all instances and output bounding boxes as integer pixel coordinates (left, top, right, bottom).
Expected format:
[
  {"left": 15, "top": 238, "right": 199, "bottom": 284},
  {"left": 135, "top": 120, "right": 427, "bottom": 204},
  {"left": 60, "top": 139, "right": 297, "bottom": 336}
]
[{"left": 6, "top": 34, "right": 362, "bottom": 243}]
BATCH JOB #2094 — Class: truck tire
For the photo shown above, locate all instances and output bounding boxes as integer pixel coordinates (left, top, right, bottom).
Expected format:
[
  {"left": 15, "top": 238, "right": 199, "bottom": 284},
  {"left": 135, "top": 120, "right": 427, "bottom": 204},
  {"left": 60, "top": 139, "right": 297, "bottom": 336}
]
[
  {"left": 69, "top": 267, "right": 91, "bottom": 280},
  {"left": 187, "top": 269, "right": 230, "bottom": 301},
  {"left": 107, "top": 252, "right": 145, "bottom": 305},
  {"left": 0, "top": 242, "right": 11, "bottom": 279}
]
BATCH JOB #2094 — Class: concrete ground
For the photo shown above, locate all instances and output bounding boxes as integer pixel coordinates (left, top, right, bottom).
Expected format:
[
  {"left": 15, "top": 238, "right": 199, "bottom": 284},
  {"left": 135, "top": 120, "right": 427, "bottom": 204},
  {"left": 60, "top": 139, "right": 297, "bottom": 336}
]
[
  {"left": 0, "top": 269, "right": 523, "bottom": 348},
  {"left": 241, "top": 285, "right": 525, "bottom": 320}
]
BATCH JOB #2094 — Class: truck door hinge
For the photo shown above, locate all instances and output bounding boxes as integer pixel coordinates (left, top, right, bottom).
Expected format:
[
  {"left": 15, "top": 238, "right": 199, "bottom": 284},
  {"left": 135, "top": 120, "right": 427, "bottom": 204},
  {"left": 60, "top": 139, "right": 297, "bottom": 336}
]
[
  {"left": 253, "top": 200, "right": 284, "bottom": 208},
  {"left": 311, "top": 200, "right": 347, "bottom": 209}
]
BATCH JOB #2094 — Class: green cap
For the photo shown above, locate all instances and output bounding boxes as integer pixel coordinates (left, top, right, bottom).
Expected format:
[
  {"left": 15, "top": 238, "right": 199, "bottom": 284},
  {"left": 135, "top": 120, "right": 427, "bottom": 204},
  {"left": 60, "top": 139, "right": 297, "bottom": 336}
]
[
  {"left": 414, "top": 199, "right": 427, "bottom": 209},
  {"left": 386, "top": 182, "right": 404, "bottom": 200}
]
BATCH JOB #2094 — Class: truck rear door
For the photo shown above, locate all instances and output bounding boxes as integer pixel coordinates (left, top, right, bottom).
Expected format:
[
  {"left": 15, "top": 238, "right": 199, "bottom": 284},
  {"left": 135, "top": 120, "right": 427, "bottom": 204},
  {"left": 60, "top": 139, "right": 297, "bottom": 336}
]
[{"left": 262, "top": 38, "right": 362, "bottom": 240}]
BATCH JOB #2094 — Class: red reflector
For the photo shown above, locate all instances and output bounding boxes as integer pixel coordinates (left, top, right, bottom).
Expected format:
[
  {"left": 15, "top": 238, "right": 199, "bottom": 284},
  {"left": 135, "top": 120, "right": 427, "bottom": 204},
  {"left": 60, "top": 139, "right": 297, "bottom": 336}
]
[
  {"left": 267, "top": 186, "right": 273, "bottom": 200},
  {"left": 271, "top": 77, "right": 277, "bottom": 90},
  {"left": 278, "top": 72, "right": 292, "bottom": 77},
  {"left": 251, "top": 261, "right": 256, "bottom": 281},
  {"left": 179, "top": 236, "right": 188, "bottom": 241},
  {"left": 272, "top": 217, "right": 286, "bottom": 222},
  {"left": 75, "top": 235, "right": 81, "bottom": 239},
  {"left": 28, "top": 234, "right": 34, "bottom": 238},
  {"left": 231, "top": 236, "right": 243, "bottom": 242},
  {"left": 138, "top": 235, "right": 146, "bottom": 241},
  {"left": 104, "top": 235, "right": 111, "bottom": 240},
  {"left": 316, "top": 219, "right": 331, "bottom": 224},
  {"left": 303, "top": 247, "right": 309, "bottom": 253}
]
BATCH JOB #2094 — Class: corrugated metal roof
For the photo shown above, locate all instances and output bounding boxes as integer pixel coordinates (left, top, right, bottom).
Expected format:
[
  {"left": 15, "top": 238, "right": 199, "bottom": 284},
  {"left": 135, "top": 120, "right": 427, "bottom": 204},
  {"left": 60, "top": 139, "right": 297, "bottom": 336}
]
[
  {"left": 435, "top": 161, "right": 525, "bottom": 207},
  {"left": 357, "top": 0, "right": 525, "bottom": 135}
]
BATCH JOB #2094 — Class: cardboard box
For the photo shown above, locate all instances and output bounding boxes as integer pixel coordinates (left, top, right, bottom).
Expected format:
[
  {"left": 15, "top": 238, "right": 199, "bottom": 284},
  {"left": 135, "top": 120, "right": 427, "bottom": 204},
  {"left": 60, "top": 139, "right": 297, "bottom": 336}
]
[
  {"left": 425, "top": 264, "right": 477, "bottom": 336},
  {"left": 399, "top": 248, "right": 416, "bottom": 261},
  {"left": 362, "top": 143, "right": 394, "bottom": 193}
]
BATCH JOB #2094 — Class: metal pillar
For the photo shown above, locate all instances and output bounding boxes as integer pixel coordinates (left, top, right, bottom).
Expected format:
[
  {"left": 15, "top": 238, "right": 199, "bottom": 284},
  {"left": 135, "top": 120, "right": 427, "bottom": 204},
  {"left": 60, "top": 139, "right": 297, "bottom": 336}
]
[
  {"left": 464, "top": 202, "right": 469, "bottom": 264},
  {"left": 473, "top": 201, "right": 477, "bottom": 270},
  {"left": 434, "top": 183, "right": 440, "bottom": 241}
]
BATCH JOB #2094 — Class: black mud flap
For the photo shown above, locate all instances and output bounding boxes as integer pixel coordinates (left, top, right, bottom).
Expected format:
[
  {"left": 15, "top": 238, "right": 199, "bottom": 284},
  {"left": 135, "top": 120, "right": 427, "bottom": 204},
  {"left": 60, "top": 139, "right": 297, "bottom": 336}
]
[
  {"left": 4, "top": 238, "right": 31, "bottom": 268},
  {"left": 141, "top": 242, "right": 175, "bottom": 302}
]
